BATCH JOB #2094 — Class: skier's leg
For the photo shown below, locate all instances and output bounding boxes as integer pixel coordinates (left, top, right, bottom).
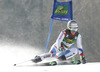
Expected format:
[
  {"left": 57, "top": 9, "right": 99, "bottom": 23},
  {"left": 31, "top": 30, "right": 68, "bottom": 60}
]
[
  {"left": 49, "top": 45, "right": 58, "bottom": 57},
  {"left": 65, "top": 48, "right": 78, "bottom": 59},
  {"left": 32, "top": 45, "right": 57, "bottom": 63},
  {"left": 56, "top": 48, "right": 78, "bottom": 60},
  {"left": 40, "top": 45, "right": 58, "bottom": 60}
]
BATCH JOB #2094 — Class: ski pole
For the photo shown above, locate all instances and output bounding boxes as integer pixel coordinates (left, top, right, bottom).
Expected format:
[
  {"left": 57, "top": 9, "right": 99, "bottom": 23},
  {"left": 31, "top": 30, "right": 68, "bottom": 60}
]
[{"left": 13, "top": 59, "right": 32, "bottom": 66}]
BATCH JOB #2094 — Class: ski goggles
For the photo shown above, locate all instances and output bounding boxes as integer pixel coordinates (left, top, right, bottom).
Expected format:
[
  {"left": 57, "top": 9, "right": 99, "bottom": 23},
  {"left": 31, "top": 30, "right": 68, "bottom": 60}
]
[{"left": 70, "top": 27, "right": 78, "bottom": 32}]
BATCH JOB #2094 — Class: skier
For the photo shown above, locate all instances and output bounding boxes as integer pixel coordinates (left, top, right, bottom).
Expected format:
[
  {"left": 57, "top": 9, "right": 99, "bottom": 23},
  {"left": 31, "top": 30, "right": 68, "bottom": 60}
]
[{"left": 32, "top": 20, "right": 86, "bottom": 64}]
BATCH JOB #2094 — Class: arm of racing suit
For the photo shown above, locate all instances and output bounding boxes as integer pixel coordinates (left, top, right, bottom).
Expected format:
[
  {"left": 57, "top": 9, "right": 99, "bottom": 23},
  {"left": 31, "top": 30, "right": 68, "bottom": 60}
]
[
  {"left": 77, "top": 34, "right": 86, "bottom": 64},
  {"left": 77, "top": 34, "right": 84, "bottom": 56},
  {"left": 55, "top": 30, "right": 66, "bottom": 50}
]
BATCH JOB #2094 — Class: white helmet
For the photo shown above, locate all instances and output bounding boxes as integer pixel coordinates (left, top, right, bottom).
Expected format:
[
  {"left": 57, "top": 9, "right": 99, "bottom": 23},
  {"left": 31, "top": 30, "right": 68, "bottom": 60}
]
[{"left": 67, "top": 20, "right": 78, "bottom": 31}]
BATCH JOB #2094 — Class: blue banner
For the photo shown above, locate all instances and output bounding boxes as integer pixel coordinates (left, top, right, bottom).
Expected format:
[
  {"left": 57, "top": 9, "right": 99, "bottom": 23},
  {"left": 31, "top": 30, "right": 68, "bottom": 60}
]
[{"left": 51, "top": 0, "right": 73, "bottom": 21}]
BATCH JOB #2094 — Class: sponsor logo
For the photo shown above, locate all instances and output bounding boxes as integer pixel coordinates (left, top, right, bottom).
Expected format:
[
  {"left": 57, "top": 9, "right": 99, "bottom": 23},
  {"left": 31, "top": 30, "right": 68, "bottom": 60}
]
[
  {"left": 66, "top": 39, "right": 73, "bottom": 43},
  {"left": 54, "top": 4, "right": 68, "bottom": 15}
]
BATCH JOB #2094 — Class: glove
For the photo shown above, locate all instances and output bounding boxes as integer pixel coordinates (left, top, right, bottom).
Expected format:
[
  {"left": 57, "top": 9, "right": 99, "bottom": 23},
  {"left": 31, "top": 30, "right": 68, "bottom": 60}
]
[
  {"left": 58, "top": 47, "right": 66, "bottom": 52},
  {"left": 80, "top": 56, "right": 86, "bottom": 64}
]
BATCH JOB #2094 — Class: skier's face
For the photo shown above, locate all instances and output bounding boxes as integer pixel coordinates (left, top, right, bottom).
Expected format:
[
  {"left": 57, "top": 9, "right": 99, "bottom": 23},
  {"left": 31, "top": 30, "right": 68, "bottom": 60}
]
[{"left": 70, "top": 31, "right": 76, "bottom": 35}]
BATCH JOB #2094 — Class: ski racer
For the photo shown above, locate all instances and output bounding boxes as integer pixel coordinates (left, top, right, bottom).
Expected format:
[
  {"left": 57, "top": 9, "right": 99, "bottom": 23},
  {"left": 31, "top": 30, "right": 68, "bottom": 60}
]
[{"left": 32, "top": 20, "right": 86, "bottom": 64}]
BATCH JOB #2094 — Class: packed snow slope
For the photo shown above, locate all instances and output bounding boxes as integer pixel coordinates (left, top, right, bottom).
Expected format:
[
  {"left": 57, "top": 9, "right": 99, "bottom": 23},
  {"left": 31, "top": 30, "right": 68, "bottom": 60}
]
[
  {"left": 0, "top": 44, "right": 100, "bottom": 72},
  {"left": 0, "top": 0, "right": 100, "bottom": 62}
]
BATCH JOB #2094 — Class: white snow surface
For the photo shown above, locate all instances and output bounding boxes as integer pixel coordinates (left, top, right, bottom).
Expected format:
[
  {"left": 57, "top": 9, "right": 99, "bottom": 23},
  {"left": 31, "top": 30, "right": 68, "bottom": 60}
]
[{"left": 0, "top": 43, "right": 100, "bottom": 72}]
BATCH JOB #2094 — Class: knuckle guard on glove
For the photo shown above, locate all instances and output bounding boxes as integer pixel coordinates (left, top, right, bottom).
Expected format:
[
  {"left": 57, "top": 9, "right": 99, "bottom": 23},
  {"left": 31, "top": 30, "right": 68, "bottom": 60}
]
[{"left": 58, "top": 47, "right": 65, "bottom": 52}]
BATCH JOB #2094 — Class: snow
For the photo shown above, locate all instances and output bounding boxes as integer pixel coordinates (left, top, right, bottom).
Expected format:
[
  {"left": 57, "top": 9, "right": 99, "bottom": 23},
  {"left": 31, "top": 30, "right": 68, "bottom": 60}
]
[
  {"left": 2, "top": 62, "right": 100, "bottom": 72},
  {"left": 0, "top": 43, "right": 100, "bottom": 72}
]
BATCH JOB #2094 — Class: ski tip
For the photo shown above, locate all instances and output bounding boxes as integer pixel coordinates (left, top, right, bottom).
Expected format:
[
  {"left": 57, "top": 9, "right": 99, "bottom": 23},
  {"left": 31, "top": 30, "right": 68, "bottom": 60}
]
[{"left": 13, "top": 64, "right": 16, "bottom": 66}]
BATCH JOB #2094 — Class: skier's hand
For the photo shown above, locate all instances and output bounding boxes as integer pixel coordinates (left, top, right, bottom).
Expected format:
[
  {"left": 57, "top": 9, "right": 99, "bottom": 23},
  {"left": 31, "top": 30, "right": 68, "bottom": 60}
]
[
  {"left": 58, "top": 47, "right": 66, "bottom": 52},
  {"left": 80, "top": 56, "right": 86, "bottom": 64}
]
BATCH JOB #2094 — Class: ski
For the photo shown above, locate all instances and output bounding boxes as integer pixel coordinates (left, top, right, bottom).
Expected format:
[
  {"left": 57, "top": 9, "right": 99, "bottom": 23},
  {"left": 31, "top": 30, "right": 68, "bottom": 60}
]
[
  {"left": 32, "top": 60, "right": 81, "bottom": 66},
  {"left": 13, "top": 58, "right": 81, "bottom": 67}
]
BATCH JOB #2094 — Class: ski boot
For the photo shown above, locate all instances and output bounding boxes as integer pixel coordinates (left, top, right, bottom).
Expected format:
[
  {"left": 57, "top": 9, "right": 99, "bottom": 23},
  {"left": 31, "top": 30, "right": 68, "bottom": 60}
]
[{"left": 31, "top": 56, "right": 42, "bottom": 63}]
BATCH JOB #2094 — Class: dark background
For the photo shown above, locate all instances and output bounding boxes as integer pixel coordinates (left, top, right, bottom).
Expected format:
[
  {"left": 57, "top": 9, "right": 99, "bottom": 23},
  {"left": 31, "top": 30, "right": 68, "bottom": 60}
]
[{"left": 0, "top": 0, "right": 100, "bottom": 62}]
